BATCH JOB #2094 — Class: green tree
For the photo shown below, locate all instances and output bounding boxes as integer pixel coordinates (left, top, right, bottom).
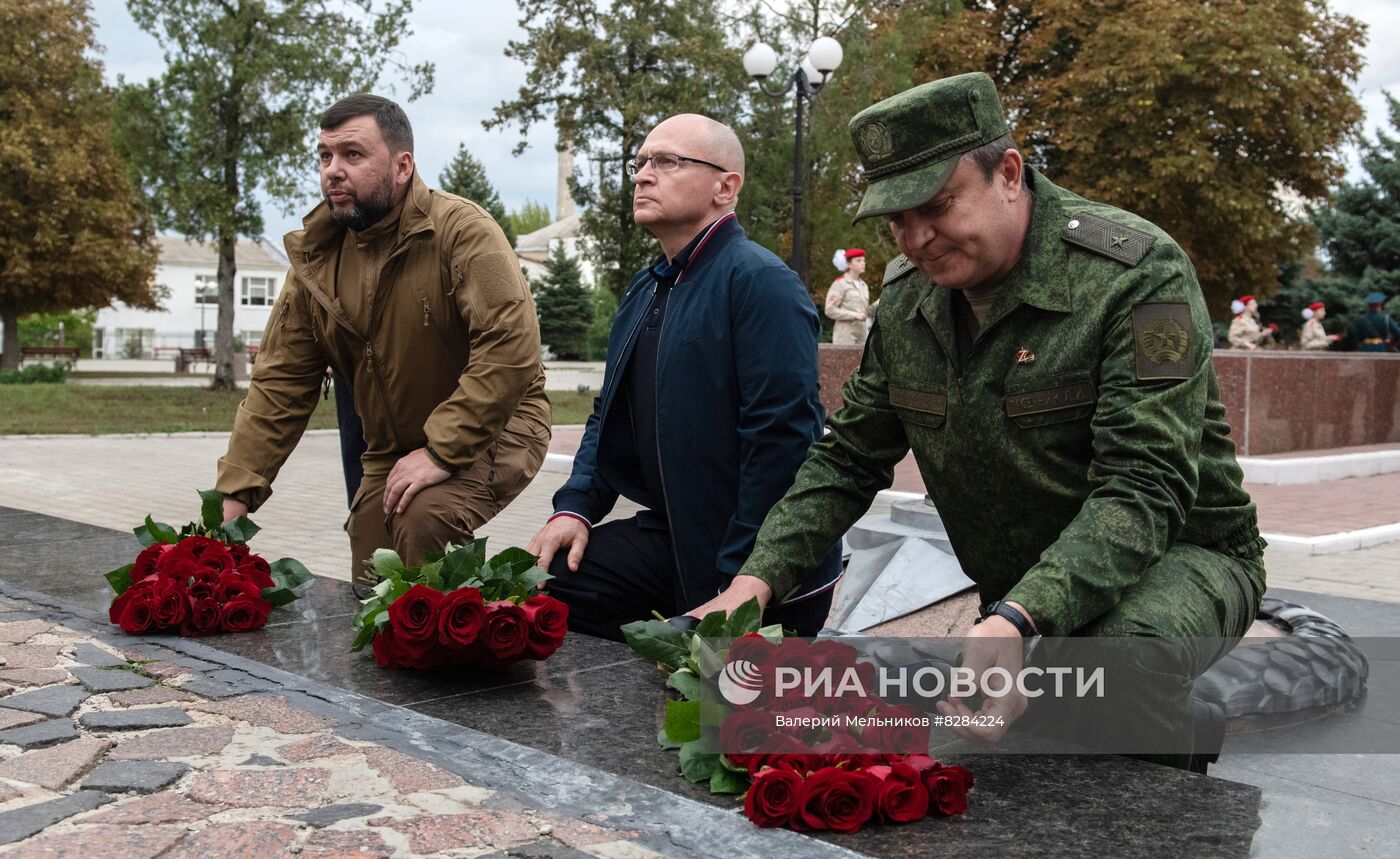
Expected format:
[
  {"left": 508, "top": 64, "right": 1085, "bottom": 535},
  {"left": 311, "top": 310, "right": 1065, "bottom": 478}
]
[
  {"left": 585, "top": 283, "right": 617, "bottom": 361},
  {"left": 532, "top": 244, "right": 592, "bottom": 360},
  {"left": 19, "top": 309, "right": 98, "bottom": 357},
  {"left": 1315, "top": 93, "right": 1400, "bottom": 302},
  {"left": 489, "top": 0, "right": 748, "bottom": 299},
  {"left": 510, "top": 199, "right": 553, "bottom": 237},
  {"left": 114, "top": 0, "right": 434, "bottom": 390},
  {"left": 0, "top": 0, "right": 159, "bottom": 370},
  {"left": 912, "top": 0, "right": 1366, "bottom": 316},
  {"left": 439, "top": 143, "right": 515, "bottom": 247}
]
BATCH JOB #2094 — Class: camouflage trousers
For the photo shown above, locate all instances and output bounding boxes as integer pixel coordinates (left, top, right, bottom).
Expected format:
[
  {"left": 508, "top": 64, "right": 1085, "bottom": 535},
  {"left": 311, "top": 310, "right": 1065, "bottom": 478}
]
[{"left": 1015, "top": 537, "right": 1266, "bottom": 769}]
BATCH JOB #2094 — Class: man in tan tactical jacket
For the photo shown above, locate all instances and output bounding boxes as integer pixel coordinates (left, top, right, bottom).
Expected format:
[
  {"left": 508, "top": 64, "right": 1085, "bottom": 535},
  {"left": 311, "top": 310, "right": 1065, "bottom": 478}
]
[{"left": 215, "top": 94, "right": 550, "bottom": 591}]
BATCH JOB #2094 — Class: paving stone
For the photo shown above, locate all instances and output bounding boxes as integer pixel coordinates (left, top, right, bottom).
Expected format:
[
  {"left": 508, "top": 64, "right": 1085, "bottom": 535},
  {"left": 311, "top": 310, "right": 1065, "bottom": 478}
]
[
  {"left": 72, "top": 643, "right": 127, "bottom": 667},
  {"left": 362, "top": 746, "right": 465, "bottom": 793},
  {"left": 121, "top": 648, "right": 218, "bottom": 673},
  {"left": 369, "top": 811, "right": 538, "bottom": 854},
  {"left": 109, "top": 726, "right": 234, "bottom": 761},
  {"left": 0, "top": 737, "right": 111, "bottom": 789},
  {"left": 187, "top": 767, "right": 332, "bottom": 807},
  {"left": 1, "top": 684, "right": 90, "bottom": 717},
  {"left": 0, "top": 791, "right": 113, "bottom": 846},
  {"left": 0, "top": 645, "right": 61, "bottom": 669},
  {"left": 546, "top": 818, "right": 641, "bottom": 848},
  {"left": 0, "top": 717, "right": 79, "bottom": 748},
  {"left": 237, "top": 753, "right": 284, "bottom": 767},
  {"left": 0, "top": 669, "right": 68, "bottom": 687},
  {"left": 139, "top": 662, "right": 191, "bottom": 681},
  {"left": 71, "top": 666, "right": 155, "bottom": 692},
  {"left": 80, "top": 707, "right": 192, "bottom": 731},
  {"left": 107, "top": 686, "right": 198, "bottom": 707},
  {"left": 188, "top": 695, "right": 334, "bottom": 733},
  {"left": 162, "top": 821, "right": 299, "bottom": 859},
  {"left": 82, "top": 761, "right": 191, "bottom": 793},
  {"left": 0, "top": 782, "right": 19, "bottom": 803},
  {"left": 301, "top": 828, "right": 394, "bottom": 858},
  {"left": 172, "top": 675, "right": 241, "bottom": 698},
  {"left": 2, "top": 823, "right": 186, "bottom": 859},
  {"left": 480, "top": 843, "right": 596, "bottom": 859},
  {"left": 277, "top": 735, "right": 355, "bottom": 762},
  {"left": 86, "top": 791, "right": 227, "bottom": 824},
  {"left": 0, "top": 706, "right": 45, "bottom": 731},
  {"left": 0, "top": 620, "right": 51, "bottom": 644},
  {"left": 286, "top": 802, "right": 384, "bottom": 828}
]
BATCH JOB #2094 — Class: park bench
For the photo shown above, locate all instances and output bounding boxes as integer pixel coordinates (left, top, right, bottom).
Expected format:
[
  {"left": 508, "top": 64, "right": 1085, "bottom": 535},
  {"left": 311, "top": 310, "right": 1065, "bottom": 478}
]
[
  {"left": 19, "top": 346, "right": 79, "bottom": 365},
  {"left": 175, "top": 347, "right": 213, "bottom": 373}
]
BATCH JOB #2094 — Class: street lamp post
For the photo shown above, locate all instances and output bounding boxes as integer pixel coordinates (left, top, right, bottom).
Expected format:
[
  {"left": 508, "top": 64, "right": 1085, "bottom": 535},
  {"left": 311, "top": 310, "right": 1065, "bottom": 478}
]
[{"left": 743, "top": 37, "right": 843, "bottom": 286}]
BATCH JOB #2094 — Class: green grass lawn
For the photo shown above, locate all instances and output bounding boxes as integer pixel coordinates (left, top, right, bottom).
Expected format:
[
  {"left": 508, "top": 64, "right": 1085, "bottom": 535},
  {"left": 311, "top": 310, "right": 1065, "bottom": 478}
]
[{"left": 0, "top": 384, "right": 596, "bottom": 435}]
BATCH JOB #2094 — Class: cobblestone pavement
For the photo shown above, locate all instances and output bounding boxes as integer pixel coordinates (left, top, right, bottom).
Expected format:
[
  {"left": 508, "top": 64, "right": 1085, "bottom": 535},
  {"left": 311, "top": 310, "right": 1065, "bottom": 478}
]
[
  {"left": 0, "top": 592, "right": 850, "bottom": 859},
  {"left": 0, "top": 433, "right": 1394, "bottom": 608}
]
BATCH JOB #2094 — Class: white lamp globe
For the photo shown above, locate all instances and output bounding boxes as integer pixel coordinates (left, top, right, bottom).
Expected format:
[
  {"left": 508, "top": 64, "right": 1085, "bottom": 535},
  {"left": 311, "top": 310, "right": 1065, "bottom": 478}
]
[
  {"left": 808, "top": 36, "right": 843, "bottom": 73},
  {"left": 743, "top": 42, "right": 778, "bottom": 79},
  {"left": 801, "top": 57, "right": 831, "bottom": 88}
]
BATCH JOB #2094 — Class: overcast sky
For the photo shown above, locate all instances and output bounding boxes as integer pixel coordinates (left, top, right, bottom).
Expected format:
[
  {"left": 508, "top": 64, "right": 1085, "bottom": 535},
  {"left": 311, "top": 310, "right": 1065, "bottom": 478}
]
[{"left": 88, "top": 0, "right": 1400, "bottom": 245}]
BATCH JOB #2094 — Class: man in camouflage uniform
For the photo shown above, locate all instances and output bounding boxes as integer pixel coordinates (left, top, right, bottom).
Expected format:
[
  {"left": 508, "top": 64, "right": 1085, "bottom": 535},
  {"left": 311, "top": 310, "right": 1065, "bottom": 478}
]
[{"left": 704, "top": 74, "right": 1267, "bottom": 769}]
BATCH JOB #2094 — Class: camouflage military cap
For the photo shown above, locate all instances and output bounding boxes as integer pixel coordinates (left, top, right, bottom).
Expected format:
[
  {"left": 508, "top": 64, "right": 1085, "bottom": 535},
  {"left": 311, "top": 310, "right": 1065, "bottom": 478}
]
[{"left": 849, "top": 72, "right": 1010, "bottom": 224}]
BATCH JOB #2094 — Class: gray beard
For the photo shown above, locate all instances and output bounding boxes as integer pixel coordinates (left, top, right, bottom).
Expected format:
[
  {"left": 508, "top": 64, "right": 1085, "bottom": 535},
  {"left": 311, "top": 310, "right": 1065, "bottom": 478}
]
[{"left": 327, "top": 178, "right": 394, "bottom": 232}]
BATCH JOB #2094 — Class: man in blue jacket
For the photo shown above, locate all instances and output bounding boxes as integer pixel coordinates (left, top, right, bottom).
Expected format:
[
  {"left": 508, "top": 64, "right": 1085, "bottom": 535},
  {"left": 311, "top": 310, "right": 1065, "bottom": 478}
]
[{"left": 526, "top": 113, "right": 841, "bottom": 640}]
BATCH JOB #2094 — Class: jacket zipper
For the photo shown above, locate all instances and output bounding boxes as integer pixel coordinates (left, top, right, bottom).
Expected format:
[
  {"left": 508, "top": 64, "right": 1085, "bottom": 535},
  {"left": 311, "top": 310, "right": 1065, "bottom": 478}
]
[{"left": 364, "top": 340, "right": 403, "bottom": 450}]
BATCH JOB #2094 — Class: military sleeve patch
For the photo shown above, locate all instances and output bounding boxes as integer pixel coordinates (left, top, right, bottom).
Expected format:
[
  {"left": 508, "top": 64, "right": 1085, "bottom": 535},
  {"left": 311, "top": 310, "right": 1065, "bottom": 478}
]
[
  {"left": 883, "top": 254, "right": 915, "bottom": 286},
  {"left": 1131, "top": 302, "right": 1194, "bottom": 380},
  {"left": 1062, "top": 213, "right": 1156, "bottom": 266}
]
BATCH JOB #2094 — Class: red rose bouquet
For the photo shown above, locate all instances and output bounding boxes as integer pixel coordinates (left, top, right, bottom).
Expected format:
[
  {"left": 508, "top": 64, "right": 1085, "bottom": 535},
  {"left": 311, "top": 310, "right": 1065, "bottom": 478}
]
[
  {"left": 350, "top": 539, "right": 568, "bottom": 670},
  {"left": 620, "top": 604, "right": 973, "bottom": 833},
  {"left": 103, "top": 490, "right": 312, "bottom": 636}
]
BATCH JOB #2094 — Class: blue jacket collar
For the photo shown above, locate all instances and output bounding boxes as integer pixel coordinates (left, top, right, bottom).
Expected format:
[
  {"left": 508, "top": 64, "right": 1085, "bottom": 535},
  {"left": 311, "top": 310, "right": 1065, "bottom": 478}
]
[{"left": 647, "top": 213, "right": 740, "bottom": 284}]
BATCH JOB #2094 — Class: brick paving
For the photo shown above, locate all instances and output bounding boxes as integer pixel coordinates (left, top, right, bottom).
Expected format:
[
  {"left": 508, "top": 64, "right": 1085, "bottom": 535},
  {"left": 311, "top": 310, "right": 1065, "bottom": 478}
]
[{"left": 0, "top": 611, "right": 716, "bottom": 857}]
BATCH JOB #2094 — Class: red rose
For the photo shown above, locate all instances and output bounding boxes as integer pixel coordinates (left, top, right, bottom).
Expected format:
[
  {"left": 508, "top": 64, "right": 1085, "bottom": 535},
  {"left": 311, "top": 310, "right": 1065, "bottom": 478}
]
[
  {"left": 479, "top": 600, "right": 528, "bottom": 660},
  {"left": 796, "top": 767, "right": 878, "bottom": 833},
  {"left": 925, "top": 764, "right": 975, "bottom": 816},
  {"left": 187, "top": 571, "right": 221, "bottom": 601},
  {"left": 437, "top": 587, "right": 486, "bottom": 650},
  {"left": 131, "top": 543, "right": 172, "bottom": 581},
  {"left": 155, "top": 554, "right": 202, "bottom": 583},
  {"left": 117, "top": 594, "right": 158, "bottom": 635},
  {"left": 153, "top": 579, "right": 190, "bottom": 629},
  {"left": 228, "top": 544, "right": 250, "bottom": 565},
  {"left": 163, "top": 536, "right": 235, "bottom": 575},
  {"left": 216, "top": 571, "right": 262, "bottom": 604},
  {"left": 373, "top": 624, "right": 408, "bottom": 668},
  {"left": 520, "top": 594, "right": 568, "bottom": 659},
  {"left": 719, "top": 709, "right": 775, "bottom": 755},
  {"left": 181, "top": 598, "right": 222, "bottom": 636},
  {"left": 741, "top": 752, "right": 820, "bottom": 776},
  {"left": 743, "top": 767, "right": 804, "bottom": 828},
  {"left": 373, "top": 624, "right": 441, "bottom": 669},
  {"left": 866, "top": 762, "right": 930, "bottom": 823},
  {"left": 109, "top": 578, "right": 160, "bottom": 625},
  {"left": 236, "top": 554, "right": 275, "bottom": 590},
  {"left": 387, "top": 584, "right": 444, "bottom": 643},
  {"left": 221, "top": 597, "right": 271, "bottom": 632}
]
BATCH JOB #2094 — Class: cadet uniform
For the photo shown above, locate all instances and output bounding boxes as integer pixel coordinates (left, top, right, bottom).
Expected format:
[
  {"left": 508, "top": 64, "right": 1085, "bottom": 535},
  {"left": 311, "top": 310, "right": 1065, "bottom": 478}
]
[
  {"left": 1350, "top": 293, "right": 1400, "bottom": 352},
  {"left": 740, "top": 74, "right": 1266, "bottom": 765},
  {"left": 825, "top": 273, "right": 871, "bottom": 346},
  {"left": 1227, "top": 310, "right": 1272, "bottom": 350}
]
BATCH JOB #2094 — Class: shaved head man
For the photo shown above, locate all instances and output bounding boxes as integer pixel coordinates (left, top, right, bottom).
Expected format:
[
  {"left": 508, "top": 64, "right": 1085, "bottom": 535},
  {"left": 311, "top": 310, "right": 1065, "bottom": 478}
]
[{"left": 528, "top": 114, "right": 841, "bottom": 640}]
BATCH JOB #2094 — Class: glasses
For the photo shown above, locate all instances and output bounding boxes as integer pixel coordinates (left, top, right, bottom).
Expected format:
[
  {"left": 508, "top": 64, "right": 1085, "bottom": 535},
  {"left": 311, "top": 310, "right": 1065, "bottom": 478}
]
[{"left": 625, "top": 152, "right": 729, "bottom": 178}]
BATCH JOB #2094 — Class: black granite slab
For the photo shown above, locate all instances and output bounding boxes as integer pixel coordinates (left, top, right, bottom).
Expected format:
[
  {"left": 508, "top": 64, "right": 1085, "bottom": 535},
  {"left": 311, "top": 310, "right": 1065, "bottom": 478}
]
[{"left": 0, "top": 507, "right": 1270, "bottom": 857}]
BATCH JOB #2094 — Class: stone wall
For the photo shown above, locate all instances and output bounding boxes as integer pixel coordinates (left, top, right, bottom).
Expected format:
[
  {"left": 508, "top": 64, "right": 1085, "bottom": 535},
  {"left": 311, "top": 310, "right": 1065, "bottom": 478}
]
[{"left": 818, "top": 345, "right": 1400, "bottom": 456}]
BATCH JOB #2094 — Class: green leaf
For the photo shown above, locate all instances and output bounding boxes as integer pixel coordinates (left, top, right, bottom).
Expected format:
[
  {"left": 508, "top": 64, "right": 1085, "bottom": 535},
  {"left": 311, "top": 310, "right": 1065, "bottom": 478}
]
[
  {"left": 657, "top": 729, "right": 682, "bottom": 751},
  {"left": 663, "top": 699, "right": 702, "bottom": 745},
  {"left": 620, "top": 619, "right": 688, "bottom": 671},
  {"left": 134, "top": 516, "right": 179, "bottom": 547},
  {"left": 198, "top": 489, "right": 224, "bottom": 531},
  {"left": 439, "top": 545, "right": 481, "bottom": 590},
  {"left": 261, "top": 585, "right": 297, "bottom": 608},
  {"left": 487, "top": 546, "right": 538, "bottom": 577},
  {"left": 419, "top": 560, "right": 443, "bottom": 591},
  {"left": 719, "top": 753, "right": 749, "bottom": 773},
  {"left": 371, "top": 549, "right": 406, "bottom": 581},
  {"left": 269, "top": 558, "right": 312, "bottom": 590},
  {"left": 666, "top": 668, "right": 704, "bottom": 701},
  {"left": 678, "top": 741, "right": 721, "bottom": 784},
  {"left": 694, "top": 609, "right": 728, "bottom": 639},
  {"left": 228, "top": 515, "right": 260, "bottom": 543},
  {"left": 104, "top": 565, "right": 134, "bottom": 596},
  {"left": 709, "top": 767, "right": 750, "bottom": 795},
  {"left": 350, "top": 606, "right": 385, "bottom": 652},
  {"left": 756, "top": 623, "right": 784, "bottom": 643},
  {"left": 724, "top": 598, "right": 762, "bottom": 638},
  {"left": 689, "top": 634, "right": 725, "bottom": 680}
]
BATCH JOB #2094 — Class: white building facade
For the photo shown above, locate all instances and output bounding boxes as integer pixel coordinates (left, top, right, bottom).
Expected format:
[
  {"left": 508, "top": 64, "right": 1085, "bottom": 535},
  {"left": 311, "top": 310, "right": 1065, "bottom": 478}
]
[{"left": 93, "top": 236, "right": 290, "bottom": 359}]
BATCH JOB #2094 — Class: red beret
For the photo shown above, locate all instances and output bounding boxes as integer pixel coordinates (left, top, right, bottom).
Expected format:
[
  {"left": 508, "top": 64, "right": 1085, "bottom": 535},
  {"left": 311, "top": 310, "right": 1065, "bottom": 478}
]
[{"left": 844, "top": 248, "right": 865, "bottom": 259}]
